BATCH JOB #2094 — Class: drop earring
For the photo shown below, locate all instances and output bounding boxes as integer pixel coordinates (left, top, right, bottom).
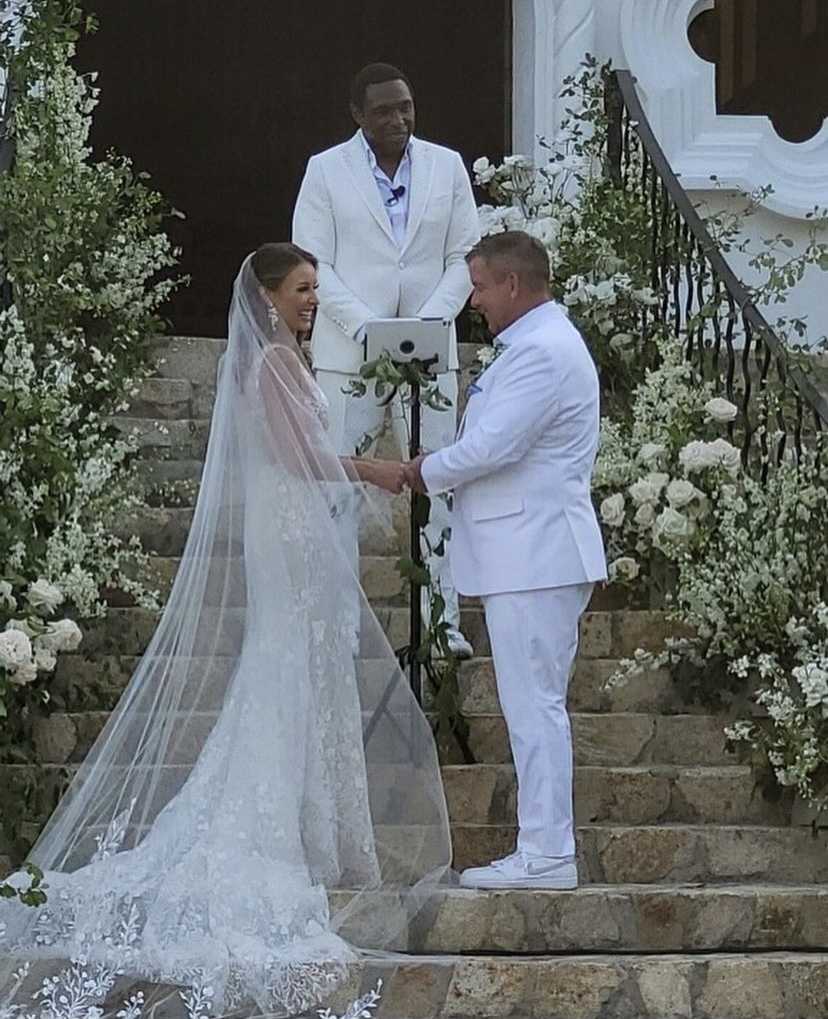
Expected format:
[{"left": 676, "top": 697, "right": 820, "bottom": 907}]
[{"left": 268, "top": 305, "right": 280, "bottom": 332}]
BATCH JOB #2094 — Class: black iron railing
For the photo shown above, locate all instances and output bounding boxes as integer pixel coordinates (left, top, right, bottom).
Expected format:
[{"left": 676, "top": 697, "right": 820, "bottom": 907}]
[
  {"left": 605, "top": 69, "right": 828, "bottom": 477},
  {"left": 0, "top": 76, "right": 15, "bottom": 311}
]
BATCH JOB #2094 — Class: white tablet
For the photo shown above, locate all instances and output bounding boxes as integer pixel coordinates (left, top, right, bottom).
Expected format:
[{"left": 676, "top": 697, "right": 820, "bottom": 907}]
[{"left": 364, "top": 317, "right": 452, "bottom": 374}]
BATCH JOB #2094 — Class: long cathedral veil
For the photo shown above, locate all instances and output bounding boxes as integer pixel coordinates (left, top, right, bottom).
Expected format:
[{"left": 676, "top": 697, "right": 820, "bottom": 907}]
[{"left": 0, "top": 253, "right": 452, "bottom": 1017}]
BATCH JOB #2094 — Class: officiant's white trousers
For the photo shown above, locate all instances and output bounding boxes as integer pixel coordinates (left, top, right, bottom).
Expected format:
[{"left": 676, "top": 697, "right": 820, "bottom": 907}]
[
  {"left": 315, "top": 367, "right": 460, "bottom": 630},
  {"left": 482, "top": 583, "right": 594, "bottom": 859}
]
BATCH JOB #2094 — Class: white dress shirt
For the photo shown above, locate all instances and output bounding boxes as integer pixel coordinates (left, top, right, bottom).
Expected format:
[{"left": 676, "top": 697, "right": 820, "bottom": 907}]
[{"left": 360, "top": 130, "right": 411, "bottom": 249}]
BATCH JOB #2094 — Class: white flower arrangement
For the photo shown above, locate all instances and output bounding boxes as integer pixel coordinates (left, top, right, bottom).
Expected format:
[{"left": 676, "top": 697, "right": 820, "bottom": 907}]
[{"left": 0, "top": 0, "right": 169, "bottom": 783}]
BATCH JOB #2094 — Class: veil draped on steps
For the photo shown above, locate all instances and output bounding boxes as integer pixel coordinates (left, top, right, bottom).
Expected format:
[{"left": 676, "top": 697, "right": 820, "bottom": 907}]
[{"left": 0, "top": 254, "right": 452, "bottom": 1018}]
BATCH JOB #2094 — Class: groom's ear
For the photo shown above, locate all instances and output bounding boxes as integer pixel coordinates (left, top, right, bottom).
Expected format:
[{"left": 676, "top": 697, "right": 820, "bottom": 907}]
[{"left": 350, "top": 103, "right": 364, "bottom": 128}]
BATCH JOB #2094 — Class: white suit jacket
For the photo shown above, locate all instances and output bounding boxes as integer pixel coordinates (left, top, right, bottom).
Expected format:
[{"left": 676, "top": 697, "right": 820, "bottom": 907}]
[
  {"left": 421, "top": 302, "right": 607, "bottom": 597},
  {"left": 292, "top": 132, "right": 480, "bottom": 374}
]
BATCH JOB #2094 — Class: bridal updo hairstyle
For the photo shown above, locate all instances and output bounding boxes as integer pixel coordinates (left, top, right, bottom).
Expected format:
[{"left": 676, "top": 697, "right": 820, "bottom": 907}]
[{"left": 252, "top": 242, "right": 318, "bottom": 292}]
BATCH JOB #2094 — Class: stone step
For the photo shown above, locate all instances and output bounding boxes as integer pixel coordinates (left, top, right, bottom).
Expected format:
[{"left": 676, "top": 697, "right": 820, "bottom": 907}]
[
  {"left": 68, "top": 606, "right": 677, "bottom": 662},
  {"left": 2, "top": 951, "right": 824, "bottom": 1019},
  {"left": 127, "top": 555, "right": 637, "bottom": 614},
  {"left": 307, "top": 951, "right": 828, "bottom": 1019},
  {"left": 450, "top": 824, "right": 828, "bottom": 884},
  {"left": 151, "top": 336, "right": 484, "bottom": 385},
  {"left": 22, "top": 708, "right": 734, "bottom": 768},
  {"left": 444, "top": 764, "right": 789, "bottom": 826},
  {"left": 51, "top": 653, "right": 683, "bottom": 716},
  {"left": 121, "top": 502, "right": 407, "bottom": 556},
  {"left": 461, "top": 711, "right": 733, "bottom": 766},
  {"left": 393, "top": 884, "right": 828, "bottom": 955}
]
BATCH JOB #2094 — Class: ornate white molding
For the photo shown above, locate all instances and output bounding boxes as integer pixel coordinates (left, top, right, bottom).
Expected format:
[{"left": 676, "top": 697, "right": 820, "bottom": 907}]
[
  {"left": 513, "top": 0, "right": 596, "bottom": 161},
  {"left": 614, "top": 0, "right": 828, "bottom": 220}
]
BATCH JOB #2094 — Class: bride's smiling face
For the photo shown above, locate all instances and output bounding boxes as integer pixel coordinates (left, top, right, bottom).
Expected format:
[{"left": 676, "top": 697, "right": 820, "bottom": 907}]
[{"left": 267, "top": 262, "right": 319, "bottom": 336}]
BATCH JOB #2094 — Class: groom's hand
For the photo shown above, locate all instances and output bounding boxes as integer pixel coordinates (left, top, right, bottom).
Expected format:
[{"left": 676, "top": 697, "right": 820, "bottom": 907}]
[{"left": 403, "top": 454, "right": 428, "bottom": 494}]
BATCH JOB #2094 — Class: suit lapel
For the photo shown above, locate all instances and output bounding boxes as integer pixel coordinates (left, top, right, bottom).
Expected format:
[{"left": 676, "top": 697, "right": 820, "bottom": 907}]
[
  {"left": 340, "top": 133, "right": 396, "bottom": 245},
  {"left": 401, "top": 139, "right": 434, "bottom": 255}
]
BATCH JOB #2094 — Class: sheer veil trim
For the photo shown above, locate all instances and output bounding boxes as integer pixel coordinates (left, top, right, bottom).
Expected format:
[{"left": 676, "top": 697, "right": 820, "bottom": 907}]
[{"left": 0, "top": 254, "right": 451, "bottom": 1018}]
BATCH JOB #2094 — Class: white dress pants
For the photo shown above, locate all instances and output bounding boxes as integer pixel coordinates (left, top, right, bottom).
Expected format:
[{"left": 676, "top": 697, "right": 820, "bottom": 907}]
[
  {"left": 482, "top": 583, "right": 594, "bottom": 859},
  {"left": 315, "top": 367, "right": 460, "bottom": 630}
]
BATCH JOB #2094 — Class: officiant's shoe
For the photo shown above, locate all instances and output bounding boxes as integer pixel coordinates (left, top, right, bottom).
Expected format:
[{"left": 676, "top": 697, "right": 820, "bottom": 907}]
[
  {"left": 446, "top": 627, "right": 473, "bottom": 660},
  {"left": 460, "top": 852, "right": 578, "bottom": 890}
]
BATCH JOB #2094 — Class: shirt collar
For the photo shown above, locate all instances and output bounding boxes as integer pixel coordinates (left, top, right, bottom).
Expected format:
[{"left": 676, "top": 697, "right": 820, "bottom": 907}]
[
  {"left": 496, "top": 301, "right": 560, "bottom": 346},
  {"left": 359, "top": 129, "right": 413, "bottom": 174}
]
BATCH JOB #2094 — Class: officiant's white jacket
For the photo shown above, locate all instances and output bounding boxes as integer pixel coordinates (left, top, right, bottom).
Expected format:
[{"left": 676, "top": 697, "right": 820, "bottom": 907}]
[
  {"left": 292, "top": 132, "right": 479, "bottom": 374},
  {"left": 422, "top": 302, "right": 607, "bottom": 596}
]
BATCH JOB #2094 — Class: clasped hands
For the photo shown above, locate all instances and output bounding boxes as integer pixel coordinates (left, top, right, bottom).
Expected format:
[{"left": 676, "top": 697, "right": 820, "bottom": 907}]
[{"left": 360, "top": 454, "right": 427, "bottom": 495}]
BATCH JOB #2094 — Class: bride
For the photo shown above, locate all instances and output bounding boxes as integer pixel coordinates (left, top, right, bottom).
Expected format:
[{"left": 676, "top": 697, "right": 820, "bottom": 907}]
[{"left": 0, "top": 244, "right": 451, "bottom": 1018}]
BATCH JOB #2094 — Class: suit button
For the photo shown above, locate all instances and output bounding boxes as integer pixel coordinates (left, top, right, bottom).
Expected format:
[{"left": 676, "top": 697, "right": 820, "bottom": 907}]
[{"left": 399, "top": 261, "right": 405, "bottom": 269}]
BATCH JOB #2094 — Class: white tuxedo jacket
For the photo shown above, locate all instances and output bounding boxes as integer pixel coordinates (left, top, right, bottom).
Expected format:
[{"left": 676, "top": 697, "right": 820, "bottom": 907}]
[
  {"left": 421, "top": 302, "right": 607, "bottom": 597},
  {"left": 292, "top": 132, "right": 479, "bottom": 374}
]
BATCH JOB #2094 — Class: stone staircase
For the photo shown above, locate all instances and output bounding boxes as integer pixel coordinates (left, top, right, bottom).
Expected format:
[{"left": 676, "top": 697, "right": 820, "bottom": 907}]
[{"left": 4, "top": 336, "right": 828, "bottom": 1018}]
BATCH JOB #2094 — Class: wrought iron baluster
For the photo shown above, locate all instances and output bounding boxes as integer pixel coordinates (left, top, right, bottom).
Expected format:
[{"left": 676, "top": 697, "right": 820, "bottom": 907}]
[{"left": 601, "top": 69, "right": 828, "bottom": 476}]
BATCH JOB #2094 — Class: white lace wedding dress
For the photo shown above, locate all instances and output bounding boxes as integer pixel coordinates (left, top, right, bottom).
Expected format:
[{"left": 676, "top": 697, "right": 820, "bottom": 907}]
[{"left": 0, "top": 256, "right": 450, "bottom": 1018}]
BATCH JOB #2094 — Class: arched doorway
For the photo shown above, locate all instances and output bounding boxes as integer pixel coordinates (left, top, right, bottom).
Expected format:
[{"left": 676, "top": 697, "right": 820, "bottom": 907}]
[{"left": 76, "top": 2, "right": 512, "bottom": 336}]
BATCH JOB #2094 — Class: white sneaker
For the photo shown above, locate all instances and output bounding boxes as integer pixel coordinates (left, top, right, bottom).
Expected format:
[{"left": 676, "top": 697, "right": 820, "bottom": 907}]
[
  {"left": 460, "top": 852, "right": 578, "bottom": 890},
  {"left": 446, "top": 627, "right": 473, "bottom": 660}
]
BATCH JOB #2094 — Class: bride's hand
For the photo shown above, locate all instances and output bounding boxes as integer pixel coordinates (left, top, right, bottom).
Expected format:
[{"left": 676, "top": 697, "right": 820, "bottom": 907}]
[{"left": 365, "top": 460, "right": 407, "bottom": 494}]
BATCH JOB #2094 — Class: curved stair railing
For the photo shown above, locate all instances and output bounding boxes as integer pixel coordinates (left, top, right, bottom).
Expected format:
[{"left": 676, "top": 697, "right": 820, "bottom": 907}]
[
  {"left": 604, "top": 69, "right": 828, "bottom": 478},
  {"left": 0, "top": 76, "right": 15, "bottom": 311}
]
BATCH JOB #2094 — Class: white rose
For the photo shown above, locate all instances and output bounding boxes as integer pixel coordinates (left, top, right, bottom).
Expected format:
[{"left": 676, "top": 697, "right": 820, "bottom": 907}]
[
  {"left": 666, "top": 479, "right": 698, "bottom": 509},
  {"left": 705, "top": 397, "right": 738, "bottom": 424},
  {"left": 0, "top": 580, "right": 15, "bottom": 612},
  {"left": 600, "top": 493, "right": 626, "bottom": 528},
  {"left": 26, "top": 578, "right": 64, "bottom": 616},
  {"left": 8, "top": 660, "right": 38, "bottom": 686},
  {"left": 793, "top": 663, "right": 828, "bottom": 708},
  {"left": 525, "top": 215, "right": 558, "bottom": 248},
  {"left": 34, "top": 647, "right": 57, "bottom": 673},
  {"left": 472, "top": 157, "right": 496, "bottom": 184},
  {"left": 634, "top": 502, "right": 656, "bottom": 528},
  {"left": 0, "top": 629, "right": 33, "bottom": 671},
  {"left": 592, "top": 280, "right": 616, "bottom": 302},
  {"left": 38, "top": 618, "right": 82, "bottom": 653},
  {"left": 679, "top": 440, "right": 716, "bottom": 473},
  {"left": 709, "top": 438, "right": 741, "bottom": 477},
  {"left": 629, "top": 473, "right": 667, "bottom": 506},
  {"left": 637, "top": 443, "right": 667, "bottom": 466},
  {"left": 503, "top": 153, "right": 531, "bottom": 168},
  {"left": 653, "top": 507, "right": 691, "bottom": 548},
  {"left": 5, "top": 618, "right": 37, "bottom": 639},
  {"left": 502, "top": 206, "right": 525, "bottom": 230},
  {"left": 609, "top": 557, "right": 640, "bottom": 582}
]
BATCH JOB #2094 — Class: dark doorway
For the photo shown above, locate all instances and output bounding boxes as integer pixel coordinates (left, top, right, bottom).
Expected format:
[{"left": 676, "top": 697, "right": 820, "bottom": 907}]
[{"left": 75, "top": 3, "right": 512, "bottom": 337}]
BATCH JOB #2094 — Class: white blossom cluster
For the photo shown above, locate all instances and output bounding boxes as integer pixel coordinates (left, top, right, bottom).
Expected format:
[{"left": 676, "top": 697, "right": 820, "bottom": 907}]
[
  {"left": 0, "top": 579, "right": 82, "bottom": 688},
  {"left": 725, "top": 603, "right": 828, "bottom": 808},
  {"left": 0, "top": 2, "right": 174, "bottom": 725}
]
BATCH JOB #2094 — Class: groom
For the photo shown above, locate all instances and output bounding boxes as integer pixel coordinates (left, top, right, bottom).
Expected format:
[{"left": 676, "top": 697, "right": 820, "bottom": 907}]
[{"left": 405, "top": 231, "right": 607, "bottom": 889}]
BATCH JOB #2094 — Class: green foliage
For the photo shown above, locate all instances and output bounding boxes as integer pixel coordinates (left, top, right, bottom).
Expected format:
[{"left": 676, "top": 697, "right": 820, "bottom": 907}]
[{"left": 0, "top": 0, "right": 182, "bottom": 855}]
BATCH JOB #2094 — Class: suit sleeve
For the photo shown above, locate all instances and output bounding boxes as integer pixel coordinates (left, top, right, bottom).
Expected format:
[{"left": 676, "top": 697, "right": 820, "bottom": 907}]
[
  {"left": 292, "top": 156, "right": 376, "bottom": 340},
  {"left": 421, "top": 341, "right": 559, "bottom": 494},
  {"left": 415, "top": 152, "right": 480, "bottom": 321}
]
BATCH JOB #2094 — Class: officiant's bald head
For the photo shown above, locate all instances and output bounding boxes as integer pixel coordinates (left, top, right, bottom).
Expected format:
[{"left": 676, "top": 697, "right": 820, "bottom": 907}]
[{"left": 467, "top": 231, "right": 551, "bottom": 335}]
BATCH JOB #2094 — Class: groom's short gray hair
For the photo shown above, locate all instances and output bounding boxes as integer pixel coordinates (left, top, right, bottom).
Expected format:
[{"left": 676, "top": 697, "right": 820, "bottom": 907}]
[{"left": 466, "top": 231, "right": 550, "bottom": 292}]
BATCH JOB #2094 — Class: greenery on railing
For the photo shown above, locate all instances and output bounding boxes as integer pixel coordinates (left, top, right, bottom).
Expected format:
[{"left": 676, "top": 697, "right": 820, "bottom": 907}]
[{"left": 0, "top": 0, "right": 181, "bottom": 854}]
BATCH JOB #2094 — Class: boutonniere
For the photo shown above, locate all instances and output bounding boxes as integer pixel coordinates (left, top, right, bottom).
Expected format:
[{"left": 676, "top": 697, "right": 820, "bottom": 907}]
[{"left": 471, "top": 341, "right": 506, "bottom": 379}]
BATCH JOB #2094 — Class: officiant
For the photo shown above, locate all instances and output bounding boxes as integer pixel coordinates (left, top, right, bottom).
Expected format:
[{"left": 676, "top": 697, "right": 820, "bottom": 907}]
[{"left": 292, "top": 61, "right": 480, "bottom": 657}]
